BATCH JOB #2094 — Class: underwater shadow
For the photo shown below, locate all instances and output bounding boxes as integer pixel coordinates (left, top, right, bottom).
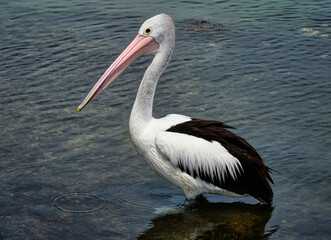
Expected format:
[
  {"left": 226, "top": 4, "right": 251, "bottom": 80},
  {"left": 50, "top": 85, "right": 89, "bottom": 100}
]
[{"left": 138, "top": 197, "right": 278, "bottom": 240}]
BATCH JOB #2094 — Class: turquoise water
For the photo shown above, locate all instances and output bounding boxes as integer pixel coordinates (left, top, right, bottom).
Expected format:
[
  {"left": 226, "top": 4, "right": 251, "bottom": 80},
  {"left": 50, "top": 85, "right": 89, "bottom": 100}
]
[{"left": 1, "top": 0, "right": 330, "bottom": 239}]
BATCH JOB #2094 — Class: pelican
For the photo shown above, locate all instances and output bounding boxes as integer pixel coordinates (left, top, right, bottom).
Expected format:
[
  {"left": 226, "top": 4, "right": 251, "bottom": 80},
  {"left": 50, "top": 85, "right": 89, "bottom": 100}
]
[{"left": 78, "top": 14, "right": 274, "bottom": 204}]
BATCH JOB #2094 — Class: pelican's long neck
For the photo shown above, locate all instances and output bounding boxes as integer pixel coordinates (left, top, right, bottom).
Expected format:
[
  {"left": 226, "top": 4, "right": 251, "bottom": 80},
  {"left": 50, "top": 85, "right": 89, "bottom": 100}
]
[{"left": 130, "top": 41, "right": 174, "bottom": 129}]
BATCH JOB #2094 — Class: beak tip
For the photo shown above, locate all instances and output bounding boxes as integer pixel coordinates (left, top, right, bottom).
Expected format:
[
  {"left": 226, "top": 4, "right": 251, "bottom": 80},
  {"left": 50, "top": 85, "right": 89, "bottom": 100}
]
[{"left": 77, "top": 106, "right": 82, "bottom": 112}]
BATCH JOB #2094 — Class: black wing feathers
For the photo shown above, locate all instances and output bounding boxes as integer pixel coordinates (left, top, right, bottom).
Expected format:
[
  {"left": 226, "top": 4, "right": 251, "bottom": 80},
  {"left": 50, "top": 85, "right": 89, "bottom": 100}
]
[{"left": 166, "top": 118, "right": 274, "bottom": 204}]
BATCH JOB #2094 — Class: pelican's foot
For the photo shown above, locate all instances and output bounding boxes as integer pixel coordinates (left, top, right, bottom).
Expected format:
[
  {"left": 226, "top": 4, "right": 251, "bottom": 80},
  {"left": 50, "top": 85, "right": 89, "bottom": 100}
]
[{"left": 180, "top": 194, "right": 207, "bottom": 208}]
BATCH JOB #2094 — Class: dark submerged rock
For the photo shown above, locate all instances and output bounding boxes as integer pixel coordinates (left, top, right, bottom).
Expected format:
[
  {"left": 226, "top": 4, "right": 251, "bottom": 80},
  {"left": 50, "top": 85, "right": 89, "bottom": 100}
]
[{"left": 182, "top": 19, "right": 226, "bottom": 33}]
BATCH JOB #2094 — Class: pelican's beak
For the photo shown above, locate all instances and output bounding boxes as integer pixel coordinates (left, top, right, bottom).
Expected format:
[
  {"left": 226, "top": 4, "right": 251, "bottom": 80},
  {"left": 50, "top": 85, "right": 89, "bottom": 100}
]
[{"left": 77, "top": 34, "right": 158, "bottom": 112}]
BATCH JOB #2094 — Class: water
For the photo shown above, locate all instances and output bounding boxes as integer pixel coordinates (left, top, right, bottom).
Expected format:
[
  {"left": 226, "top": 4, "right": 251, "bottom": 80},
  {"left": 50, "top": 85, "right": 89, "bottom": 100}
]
[{"left": 1, "top": 0, "right": 330, "bottom": 239}]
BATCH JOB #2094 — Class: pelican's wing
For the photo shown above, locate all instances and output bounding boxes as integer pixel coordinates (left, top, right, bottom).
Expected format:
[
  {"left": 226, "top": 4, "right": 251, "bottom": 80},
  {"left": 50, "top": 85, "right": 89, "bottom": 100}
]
[{"left": 155, "top": 118, "right": 274, "bottom": 204}]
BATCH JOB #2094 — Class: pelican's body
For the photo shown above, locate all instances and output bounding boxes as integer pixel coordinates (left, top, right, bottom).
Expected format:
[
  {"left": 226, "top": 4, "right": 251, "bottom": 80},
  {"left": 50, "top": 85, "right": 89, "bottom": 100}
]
[
  {"left": 130, "top": 114, "right": 245, "bottom": 199},
  {"left": 78, "top": 14, "right": 274, "bottom": 204}
]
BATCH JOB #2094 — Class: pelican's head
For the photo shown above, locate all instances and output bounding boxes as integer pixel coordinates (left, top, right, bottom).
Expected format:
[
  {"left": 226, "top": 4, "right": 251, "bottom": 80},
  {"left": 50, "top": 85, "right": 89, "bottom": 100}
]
[
  {"left": 138, "top": 14, "right": 175, "bottom": 54},
  {"left": 77, "top": 13, "right": 175, "bottom": 112}
]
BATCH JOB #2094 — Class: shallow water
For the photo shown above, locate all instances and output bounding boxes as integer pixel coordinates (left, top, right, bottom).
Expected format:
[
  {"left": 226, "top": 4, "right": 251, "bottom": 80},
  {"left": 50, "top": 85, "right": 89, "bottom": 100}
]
[{"left": 1, "top": 0, "right": 330, "bottom": 239}]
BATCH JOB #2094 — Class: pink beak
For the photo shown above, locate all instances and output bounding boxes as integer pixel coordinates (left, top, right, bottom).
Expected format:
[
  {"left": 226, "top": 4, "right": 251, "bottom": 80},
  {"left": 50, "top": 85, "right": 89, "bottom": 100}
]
[{"left": 77, "top": 34, "right": 158, "bottom": 112}]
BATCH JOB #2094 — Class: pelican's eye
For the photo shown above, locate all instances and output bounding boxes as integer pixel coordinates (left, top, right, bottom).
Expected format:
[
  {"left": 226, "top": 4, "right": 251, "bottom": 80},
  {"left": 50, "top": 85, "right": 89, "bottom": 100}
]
[{"left": 144, "top": 27, "right": 152, "bottom": 35}]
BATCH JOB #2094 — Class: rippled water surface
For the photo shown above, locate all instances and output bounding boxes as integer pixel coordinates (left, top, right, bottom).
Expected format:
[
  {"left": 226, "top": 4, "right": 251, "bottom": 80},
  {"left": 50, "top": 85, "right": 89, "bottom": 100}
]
[{"left": 1, "top": 0, "right": 330, "bottom": 239}]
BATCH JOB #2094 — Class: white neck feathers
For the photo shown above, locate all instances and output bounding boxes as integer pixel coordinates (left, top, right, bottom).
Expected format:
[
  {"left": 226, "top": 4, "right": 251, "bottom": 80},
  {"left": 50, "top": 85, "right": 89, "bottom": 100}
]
[{"left": 130, "top": 40, "right": 174, "bottom": 128}]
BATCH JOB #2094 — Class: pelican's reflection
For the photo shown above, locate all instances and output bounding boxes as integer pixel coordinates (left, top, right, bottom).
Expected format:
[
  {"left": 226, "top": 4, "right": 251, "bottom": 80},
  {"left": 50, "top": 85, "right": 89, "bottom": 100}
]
[{"left": 138, "top": 197, "right": 278, "bottom": 240}]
